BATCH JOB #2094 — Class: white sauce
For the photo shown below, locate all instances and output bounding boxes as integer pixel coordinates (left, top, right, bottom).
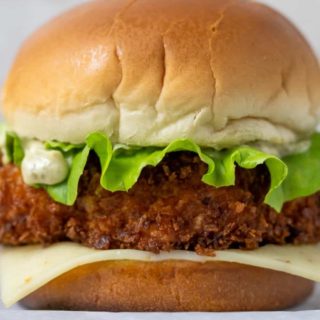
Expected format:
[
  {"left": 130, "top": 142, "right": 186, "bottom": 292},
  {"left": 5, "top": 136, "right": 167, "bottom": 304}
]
[
  {"left": 0, "top": 125, "right": 9, "bottom": 164},
  {"left": 249, "top": 140, "right": 310, "bottom": 157},
  {"left": 21, "top": 141, "right": 69, "bottom": 185}
]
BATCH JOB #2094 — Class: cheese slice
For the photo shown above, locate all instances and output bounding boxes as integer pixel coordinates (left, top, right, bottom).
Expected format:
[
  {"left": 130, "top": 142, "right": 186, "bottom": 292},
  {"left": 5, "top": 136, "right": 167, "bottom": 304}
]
[{"left": 1, "top": 242, "right": 320, "bottom": 307}]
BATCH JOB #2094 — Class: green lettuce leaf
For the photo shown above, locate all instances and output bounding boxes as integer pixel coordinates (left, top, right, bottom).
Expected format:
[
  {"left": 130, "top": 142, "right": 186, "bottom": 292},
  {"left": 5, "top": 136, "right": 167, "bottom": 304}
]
[
  {"left": 5, "top": 132, "right": 24, "bottom": 165},
  {"left": 45, "top": 146, "right": 90, "bottom": 204},
  {"left": 45, "top": 132, "right": 114, "bottom": 205},
  {"left": 43, "top": 132, "right": 288, "bottom": 210},
  {"left": 281, "top": 134, "right": 320, "bottom": 203},
  {"left": 204, "top": 147, "right": 287, "bottom": 210},
  {"left": 45, "top": 140, "right": 84, "bottom": 153},
  {"left": 102, "top": 139, "right": 215, "bottom": 192},
  {"left": 5, "top": 130, "right": 320, "bottom": 212}
]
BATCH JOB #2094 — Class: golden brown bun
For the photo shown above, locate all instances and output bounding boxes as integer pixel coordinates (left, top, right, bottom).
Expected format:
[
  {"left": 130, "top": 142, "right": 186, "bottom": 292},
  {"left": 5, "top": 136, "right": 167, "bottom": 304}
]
[
  {"left": 2, "top": 0, "right": 320, "bottom": 152},
  {"left": 21, "top": 260, "right": 314, "bottom": 311}
]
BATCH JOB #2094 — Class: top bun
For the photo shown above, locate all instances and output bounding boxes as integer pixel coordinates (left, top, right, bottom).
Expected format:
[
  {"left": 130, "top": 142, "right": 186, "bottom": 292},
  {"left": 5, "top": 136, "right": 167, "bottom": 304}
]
[{"left": 2, "top": 0, "right": 320, "bottom": 152}]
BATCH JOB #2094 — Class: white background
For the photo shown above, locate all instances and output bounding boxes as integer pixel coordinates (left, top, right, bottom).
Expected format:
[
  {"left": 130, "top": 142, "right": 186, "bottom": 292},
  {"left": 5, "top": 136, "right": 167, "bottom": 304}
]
[{"left": 0, "top": 0, "right": 319, "bottom": 86}]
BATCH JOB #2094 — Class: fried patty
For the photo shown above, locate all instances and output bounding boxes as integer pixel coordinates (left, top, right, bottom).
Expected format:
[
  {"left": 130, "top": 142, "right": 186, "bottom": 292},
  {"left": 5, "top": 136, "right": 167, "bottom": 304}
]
[{"left": 0, "top": 152, "right": 320, "bottom": 254}]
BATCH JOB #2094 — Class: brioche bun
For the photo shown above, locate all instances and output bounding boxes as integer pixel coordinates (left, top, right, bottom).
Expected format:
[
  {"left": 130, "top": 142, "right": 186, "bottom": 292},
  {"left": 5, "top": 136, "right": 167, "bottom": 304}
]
[
  {"left": 2, "top": 0, "right": 320, "bottom": 151},
  {"left": 21, "top": 260, "right": 314, "bottom": 311}
]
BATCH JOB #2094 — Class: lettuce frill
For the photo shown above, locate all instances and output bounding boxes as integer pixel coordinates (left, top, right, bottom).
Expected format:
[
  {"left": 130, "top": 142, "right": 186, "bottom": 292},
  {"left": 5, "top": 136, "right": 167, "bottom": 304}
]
[{"left": 6, "top": 131, "right": 320, "bottom": 212}]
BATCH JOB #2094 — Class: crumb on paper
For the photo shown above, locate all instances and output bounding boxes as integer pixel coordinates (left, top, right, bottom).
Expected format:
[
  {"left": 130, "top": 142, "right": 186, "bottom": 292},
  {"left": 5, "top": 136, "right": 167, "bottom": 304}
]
[{"left": 24, "top": 276, "right": 32, "bottom": 283}]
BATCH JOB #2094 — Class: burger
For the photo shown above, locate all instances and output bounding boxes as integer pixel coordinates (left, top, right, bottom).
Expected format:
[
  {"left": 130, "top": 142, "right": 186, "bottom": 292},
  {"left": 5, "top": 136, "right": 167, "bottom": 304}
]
[{"left": 0, "top": 0, "right": 320, "bottom": 312}]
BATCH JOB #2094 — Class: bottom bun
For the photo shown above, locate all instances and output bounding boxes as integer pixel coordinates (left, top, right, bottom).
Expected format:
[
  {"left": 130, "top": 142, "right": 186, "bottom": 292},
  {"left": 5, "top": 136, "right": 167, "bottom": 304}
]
[{"left": 21, "top": 260, "right": 314, "bottom": 311}]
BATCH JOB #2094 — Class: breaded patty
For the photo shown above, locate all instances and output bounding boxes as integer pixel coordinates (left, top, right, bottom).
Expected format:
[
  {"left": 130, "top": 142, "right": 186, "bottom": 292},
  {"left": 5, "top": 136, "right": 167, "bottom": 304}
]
[{"left": 0, "top": 152, "right": 320, "bottom": 255}]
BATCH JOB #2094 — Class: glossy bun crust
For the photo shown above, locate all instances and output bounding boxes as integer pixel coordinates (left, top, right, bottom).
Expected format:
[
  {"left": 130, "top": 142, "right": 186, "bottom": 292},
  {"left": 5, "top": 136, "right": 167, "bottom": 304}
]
[
  {"left": 3, "top": 0, "right": 320, "bottom": 150},
  {"left": 21, "top": 260, "right": 314, "bottom": 311}
]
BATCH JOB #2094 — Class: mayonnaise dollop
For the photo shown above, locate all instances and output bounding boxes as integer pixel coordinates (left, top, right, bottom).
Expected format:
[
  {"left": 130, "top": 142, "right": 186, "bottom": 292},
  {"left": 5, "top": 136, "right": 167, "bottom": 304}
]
[{"left": 21, "top": 141, "right": 69, "bottom": 185}]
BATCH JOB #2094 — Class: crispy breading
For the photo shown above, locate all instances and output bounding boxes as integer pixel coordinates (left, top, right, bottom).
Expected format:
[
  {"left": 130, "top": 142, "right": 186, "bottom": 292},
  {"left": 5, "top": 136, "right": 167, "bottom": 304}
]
[{"left": 0, "top": 153, "right": 320, "bottom": 254}]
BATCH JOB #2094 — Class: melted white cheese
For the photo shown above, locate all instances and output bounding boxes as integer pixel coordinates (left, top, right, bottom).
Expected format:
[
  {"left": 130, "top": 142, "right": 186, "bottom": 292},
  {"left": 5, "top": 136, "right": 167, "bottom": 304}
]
[
  {"left": 21, "top": 141, "right": 69, "bottom": 185},
  {"left": 1, "top": 242, "right": 320, "bottom": 307}
]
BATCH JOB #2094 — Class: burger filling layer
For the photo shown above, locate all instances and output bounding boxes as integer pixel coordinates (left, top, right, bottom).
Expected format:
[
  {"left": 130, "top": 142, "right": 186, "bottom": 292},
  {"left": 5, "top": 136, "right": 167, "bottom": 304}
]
[{"left": 1, "top": 152, "right": 320, "bottom": 255}]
